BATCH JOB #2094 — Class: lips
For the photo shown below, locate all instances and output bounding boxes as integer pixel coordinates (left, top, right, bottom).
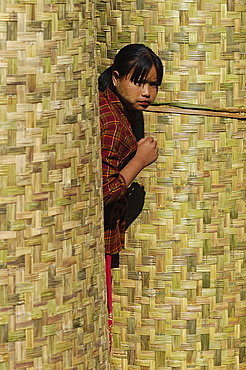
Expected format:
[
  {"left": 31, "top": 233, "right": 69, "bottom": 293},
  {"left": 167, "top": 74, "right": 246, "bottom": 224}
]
[{"left": 139, "top": 101, "right": 150, "bottom": 107}]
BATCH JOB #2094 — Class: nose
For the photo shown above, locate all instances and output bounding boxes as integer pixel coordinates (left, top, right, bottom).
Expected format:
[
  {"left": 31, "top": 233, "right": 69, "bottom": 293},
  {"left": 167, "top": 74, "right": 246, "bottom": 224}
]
[{"left": 141, "top": 83, "right": 150, "bottom": 97}]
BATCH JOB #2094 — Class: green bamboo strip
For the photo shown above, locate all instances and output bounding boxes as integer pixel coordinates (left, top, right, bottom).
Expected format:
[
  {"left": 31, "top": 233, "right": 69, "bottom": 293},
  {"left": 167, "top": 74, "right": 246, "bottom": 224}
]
[{"left": 147, "top": 105, "right": 246, "bottom": 120}]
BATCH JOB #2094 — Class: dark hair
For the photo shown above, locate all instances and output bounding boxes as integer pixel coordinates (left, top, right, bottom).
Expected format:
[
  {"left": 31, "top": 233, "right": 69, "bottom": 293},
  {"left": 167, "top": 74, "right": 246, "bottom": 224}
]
[{"left": 98, "top": 44, "right": 163, "bottom": 92}]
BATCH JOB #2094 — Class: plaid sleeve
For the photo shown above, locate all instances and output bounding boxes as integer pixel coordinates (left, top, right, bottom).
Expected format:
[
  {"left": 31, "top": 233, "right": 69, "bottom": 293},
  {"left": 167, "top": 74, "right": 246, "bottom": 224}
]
[{"left": 101, "top": 121, "right": 128, "bottom": 205}]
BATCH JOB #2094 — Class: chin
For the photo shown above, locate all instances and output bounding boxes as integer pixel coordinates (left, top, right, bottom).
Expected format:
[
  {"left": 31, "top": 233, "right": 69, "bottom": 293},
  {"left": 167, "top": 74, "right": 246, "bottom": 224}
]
[
  {"left": 132, "top": 103, "right": 147, "bottom": 111},
  {"left": 138, "top": 106, "right": 149, "bottom": 111}
]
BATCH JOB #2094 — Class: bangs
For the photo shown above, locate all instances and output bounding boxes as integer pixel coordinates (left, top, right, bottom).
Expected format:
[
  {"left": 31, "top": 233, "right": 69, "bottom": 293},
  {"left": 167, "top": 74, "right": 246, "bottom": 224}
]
[
  {"left": 129, "top": 59, "right": 152, "bottom": 84},
  {"left": 128, "top": 55, "right": 162, "bottom": 86}
]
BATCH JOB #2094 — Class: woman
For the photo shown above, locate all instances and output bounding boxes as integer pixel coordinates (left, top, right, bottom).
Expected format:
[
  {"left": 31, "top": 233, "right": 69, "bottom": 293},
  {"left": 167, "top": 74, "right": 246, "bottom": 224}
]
[{"left": 99, "top": 44, "right": 163, "bottom": 346}]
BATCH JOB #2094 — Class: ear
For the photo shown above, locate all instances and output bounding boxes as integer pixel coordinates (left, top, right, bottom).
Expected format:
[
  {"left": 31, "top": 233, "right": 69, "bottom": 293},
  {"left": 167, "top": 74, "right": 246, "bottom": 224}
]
[{"left": 112, "top": 70, "right": 120, "bottom": 87}]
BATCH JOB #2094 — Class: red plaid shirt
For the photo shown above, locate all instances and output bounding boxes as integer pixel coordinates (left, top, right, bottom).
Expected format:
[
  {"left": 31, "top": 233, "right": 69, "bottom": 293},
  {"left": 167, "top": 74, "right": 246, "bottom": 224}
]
[{"left": 100, "top": 87, "right": 138, "bottom": 254}]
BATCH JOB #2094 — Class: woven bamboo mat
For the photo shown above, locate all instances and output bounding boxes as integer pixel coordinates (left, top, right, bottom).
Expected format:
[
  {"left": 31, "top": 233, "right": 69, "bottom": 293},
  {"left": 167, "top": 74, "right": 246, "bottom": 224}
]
[
  {"left": 96, "top": 0, "right": 246, "bottom": 110},
  {"left": 0, "top": 0, "right": 108, "bottom": 368},
  {"left": 111, "top": 110, "right": 246, "bottom": 370},
  {"left": 96, "top": 0, "right": 246, "bottom": 368}
]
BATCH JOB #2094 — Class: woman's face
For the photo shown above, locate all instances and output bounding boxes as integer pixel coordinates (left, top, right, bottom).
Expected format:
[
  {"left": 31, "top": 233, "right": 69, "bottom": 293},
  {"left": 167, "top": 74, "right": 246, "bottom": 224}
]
[{"left": 112, "top": 65, "right": 159, "bottom": 111}]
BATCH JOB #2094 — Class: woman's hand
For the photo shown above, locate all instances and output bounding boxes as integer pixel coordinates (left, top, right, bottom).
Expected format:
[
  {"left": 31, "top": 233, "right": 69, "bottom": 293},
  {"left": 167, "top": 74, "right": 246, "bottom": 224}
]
[
  {"left": 135, "top": 137, "right": 158, "bottom": 167},
  {"left": 119, "top": 136, "right": 158, "bottom": 187}
]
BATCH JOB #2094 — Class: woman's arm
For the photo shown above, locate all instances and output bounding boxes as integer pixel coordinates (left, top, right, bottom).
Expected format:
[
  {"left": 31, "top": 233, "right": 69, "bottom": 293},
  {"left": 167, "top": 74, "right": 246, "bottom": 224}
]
[
  {"left": 120, "top": 137, "right": 158, "bottom": 187},
  {"left": 101, "top": 122, "right": 137, "bottom": 205}
]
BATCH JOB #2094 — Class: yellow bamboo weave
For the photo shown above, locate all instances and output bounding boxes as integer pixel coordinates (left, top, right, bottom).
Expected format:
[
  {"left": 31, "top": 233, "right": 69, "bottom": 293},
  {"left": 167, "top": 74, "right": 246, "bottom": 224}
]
[
  {"left": 96, "top": 0, "right": 246, "bottom": 368},
  {"left": 0, "top": 0, "right": 108, "bottom": 368}
]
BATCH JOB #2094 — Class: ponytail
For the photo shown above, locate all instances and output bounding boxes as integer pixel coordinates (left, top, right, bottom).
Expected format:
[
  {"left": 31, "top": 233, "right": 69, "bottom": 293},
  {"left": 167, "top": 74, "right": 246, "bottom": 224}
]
[{"left": 98, "top": 66, "right": 114, "bottom": 92}]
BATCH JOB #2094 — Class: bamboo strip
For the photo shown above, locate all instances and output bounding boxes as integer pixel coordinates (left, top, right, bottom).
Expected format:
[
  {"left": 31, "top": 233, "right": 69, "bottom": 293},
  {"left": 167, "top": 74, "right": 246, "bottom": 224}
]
[{"left": 147, "top": 105, "right": 246, "bottom": 120}]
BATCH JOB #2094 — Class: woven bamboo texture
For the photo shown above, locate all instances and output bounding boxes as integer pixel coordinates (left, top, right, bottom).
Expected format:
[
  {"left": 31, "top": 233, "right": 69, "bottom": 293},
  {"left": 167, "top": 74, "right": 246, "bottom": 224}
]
[
  {"left": 96, "top": 0, "right": 246, "bottom": 109},
  {"left": 96, "top": 0, "right": 246, "bottom": 369},
  {"left": 111, "top": 112, "right": 246, "bottom": 370},
  {"left": 0, "top": 0, "right": 108, "bottom": 368}
]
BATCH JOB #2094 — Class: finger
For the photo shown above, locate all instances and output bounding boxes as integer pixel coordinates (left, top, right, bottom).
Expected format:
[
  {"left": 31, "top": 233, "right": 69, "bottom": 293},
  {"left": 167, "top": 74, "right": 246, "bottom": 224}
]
[
  {"left": 147, "top": 137, "right": 154, "bottom": 142},
  {"left": 151, "top": 140, "right": 157, "bottom": 147},
  {"left": 137, "top": 137, "right": 148, "bottom": 145}
]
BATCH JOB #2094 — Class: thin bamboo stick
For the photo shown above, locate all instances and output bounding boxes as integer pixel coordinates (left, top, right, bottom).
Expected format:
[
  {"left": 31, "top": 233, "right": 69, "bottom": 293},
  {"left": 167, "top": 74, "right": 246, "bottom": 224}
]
[{"left": 147, "top": 105, "right": 246, "bottom": 120}]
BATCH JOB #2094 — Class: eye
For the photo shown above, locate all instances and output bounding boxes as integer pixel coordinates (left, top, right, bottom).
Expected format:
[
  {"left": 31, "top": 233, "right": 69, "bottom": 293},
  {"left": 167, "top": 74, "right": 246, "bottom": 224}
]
[{"left": 150, "top": 81, "right": 158, "bottom": 87}]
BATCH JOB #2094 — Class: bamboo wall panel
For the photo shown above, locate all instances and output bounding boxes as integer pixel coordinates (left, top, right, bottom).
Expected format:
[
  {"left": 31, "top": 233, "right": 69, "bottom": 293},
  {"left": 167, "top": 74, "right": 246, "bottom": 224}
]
[
  {"left": 0, "top": 0, "right": 108, "bottom": 368},
  {"left": 113, "top": 112, "right": 246, "bottom": 370},
  {"left": 96, "top": 0, "right": 246, "bottom": 109},
  {"left": 96, "top": 0, "right": 246, "bottom": 369}
]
